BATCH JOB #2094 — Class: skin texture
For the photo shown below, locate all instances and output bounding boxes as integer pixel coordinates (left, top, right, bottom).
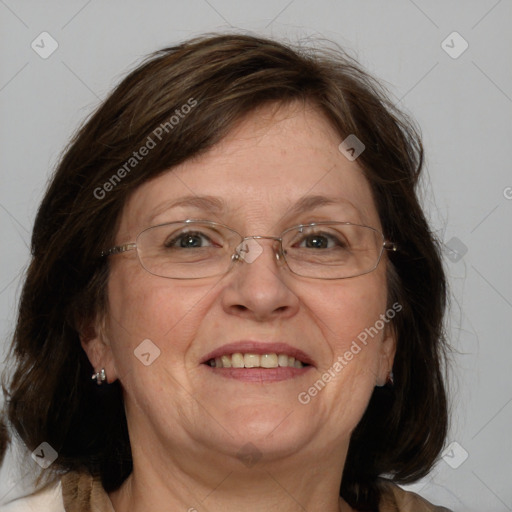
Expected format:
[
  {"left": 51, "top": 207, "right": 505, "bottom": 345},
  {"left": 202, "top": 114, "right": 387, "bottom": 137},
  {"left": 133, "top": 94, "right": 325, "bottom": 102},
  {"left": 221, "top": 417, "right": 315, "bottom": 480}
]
[{"left": 81, "top": 101, "right": 396, "bottom": 512}]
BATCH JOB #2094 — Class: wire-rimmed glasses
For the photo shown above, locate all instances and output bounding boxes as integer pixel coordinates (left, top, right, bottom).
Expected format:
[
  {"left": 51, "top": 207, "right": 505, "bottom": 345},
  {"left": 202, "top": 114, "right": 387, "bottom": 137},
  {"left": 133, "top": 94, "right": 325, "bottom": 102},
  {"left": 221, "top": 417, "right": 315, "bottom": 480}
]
[{"left": 101, "top": 219, "right": 397, "bottom": 280}]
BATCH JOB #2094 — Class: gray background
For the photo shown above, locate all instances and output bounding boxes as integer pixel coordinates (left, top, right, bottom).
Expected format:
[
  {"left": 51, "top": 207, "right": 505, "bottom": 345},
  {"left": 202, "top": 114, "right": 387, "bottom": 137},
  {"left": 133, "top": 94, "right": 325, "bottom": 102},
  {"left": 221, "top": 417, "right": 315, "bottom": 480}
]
[{"left": 0, "top": 1, "right": 511, "bottom": 510}]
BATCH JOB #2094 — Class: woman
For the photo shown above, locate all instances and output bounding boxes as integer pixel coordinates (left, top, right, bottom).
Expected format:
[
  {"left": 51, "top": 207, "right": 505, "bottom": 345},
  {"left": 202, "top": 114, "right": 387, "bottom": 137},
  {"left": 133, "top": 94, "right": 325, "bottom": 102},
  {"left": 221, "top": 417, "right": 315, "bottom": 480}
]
[{"left": 0, "top": 33, "right": 451, "bottom": 511}]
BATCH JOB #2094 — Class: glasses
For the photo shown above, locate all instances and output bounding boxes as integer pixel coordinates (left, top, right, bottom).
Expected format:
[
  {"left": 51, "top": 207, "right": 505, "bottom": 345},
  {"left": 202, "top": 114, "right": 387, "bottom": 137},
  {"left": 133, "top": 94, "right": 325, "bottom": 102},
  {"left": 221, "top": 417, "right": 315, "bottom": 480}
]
[{"left": 101, "top": 220, "right": 397, "bottom": 280}]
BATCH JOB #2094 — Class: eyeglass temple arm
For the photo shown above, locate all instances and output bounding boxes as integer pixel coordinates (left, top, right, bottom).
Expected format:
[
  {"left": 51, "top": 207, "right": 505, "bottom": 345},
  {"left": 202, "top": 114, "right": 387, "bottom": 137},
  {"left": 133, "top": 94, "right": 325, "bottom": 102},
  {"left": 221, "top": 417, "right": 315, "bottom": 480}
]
[
  {"left": 101, "top": 243, "right": 137, "bottom": 257},
  {"left": 383, "top": 241, "right": 398, "bottom": 252}
]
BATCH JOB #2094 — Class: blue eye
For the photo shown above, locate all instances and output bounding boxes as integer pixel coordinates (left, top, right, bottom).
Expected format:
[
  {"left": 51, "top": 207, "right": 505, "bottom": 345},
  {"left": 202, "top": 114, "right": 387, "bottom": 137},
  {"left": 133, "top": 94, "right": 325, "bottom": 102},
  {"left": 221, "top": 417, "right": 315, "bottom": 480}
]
[
  {"left": 165, "top": 231, "right": 214, "bottom": 249},
  {"left": 301, "top": 234, "right": 330, "bottom": 249},
  {"left": 296, "top": 233, "right": 346, "bottom": 249}
]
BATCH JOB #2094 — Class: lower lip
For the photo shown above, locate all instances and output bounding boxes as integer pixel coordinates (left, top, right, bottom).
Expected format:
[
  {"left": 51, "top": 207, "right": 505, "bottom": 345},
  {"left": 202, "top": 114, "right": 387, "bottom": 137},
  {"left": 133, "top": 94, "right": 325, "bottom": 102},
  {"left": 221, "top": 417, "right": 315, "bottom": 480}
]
[{"left": 203, "top": 365, "right": 311, "bottom": 382}]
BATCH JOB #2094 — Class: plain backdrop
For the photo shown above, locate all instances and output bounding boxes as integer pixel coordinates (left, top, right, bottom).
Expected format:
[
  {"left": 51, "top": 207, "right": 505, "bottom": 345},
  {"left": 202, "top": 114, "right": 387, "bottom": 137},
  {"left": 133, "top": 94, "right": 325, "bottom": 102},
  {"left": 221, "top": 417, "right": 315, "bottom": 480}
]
[{"left": 0, "top": 1, "right": 511, "bottom": 511}]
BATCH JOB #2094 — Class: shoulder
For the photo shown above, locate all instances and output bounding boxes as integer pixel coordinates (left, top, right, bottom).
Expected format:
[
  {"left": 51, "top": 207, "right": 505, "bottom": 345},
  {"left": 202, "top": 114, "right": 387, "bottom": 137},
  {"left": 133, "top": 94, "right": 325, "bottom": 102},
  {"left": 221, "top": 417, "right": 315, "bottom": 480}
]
[
  {"left": 378, "top": 479, "right": 454, "bottom": 512},
  {"left": 0, "top": 481, "right": 64, "bottom": 512},
  {"left": 0, "top": 435, "right": 110, "bottom": 512},
  {"left": 0, "top": 435, "right": 65, "bottom": 512},
  {"left": 0, "top": 470, "right": 114, "bottom": 512}
]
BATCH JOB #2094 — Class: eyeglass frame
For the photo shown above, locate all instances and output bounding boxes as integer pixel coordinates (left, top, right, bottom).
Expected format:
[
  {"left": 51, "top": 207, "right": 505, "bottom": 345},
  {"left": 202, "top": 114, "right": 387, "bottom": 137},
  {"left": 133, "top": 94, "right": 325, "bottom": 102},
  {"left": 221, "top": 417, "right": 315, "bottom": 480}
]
[{"left": 100, "top": 219, "right": 398, "bottom": 280}]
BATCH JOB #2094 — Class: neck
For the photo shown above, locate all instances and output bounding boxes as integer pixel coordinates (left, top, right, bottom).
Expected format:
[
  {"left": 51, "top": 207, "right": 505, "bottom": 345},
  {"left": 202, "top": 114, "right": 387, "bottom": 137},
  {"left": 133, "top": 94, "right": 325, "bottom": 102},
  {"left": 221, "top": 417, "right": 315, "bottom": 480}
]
[{"left": 108, "top": 441, "right": 354, "bottom": 512}]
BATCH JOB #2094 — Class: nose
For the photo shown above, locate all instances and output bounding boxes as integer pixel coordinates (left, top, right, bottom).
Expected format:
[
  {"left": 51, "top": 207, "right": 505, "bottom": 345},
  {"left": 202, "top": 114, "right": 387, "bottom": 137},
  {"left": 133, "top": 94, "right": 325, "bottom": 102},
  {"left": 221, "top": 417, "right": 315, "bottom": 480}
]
[{"left": 220, "top": 237, "right": 300, "bottom": 322}]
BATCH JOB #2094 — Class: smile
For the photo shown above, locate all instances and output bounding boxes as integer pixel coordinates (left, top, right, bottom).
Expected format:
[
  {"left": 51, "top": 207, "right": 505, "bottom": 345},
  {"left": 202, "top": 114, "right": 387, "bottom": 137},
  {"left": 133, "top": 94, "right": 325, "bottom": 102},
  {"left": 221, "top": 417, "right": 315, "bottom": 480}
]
[
  {"left": 207, "top": 353, "right": 307, "bottom": 368},
  {"left": 201, "top": 341, "right": 314, "bottom": 381}
]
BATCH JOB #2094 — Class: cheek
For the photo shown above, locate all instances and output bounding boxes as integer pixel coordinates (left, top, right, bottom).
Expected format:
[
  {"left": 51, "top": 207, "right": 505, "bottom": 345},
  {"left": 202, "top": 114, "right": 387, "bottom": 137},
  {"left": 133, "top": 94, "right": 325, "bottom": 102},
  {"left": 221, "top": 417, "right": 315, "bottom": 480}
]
[
  {"left": 300, "top": 272, "right": 388, "bottom": 418},
  {"left": 313, "top": 273, "right": 388, "bottom": 358},
  {"left": 104, "top": 271, "right": 219, "bottom": 426},
  {"left": 104, "top": 267, "right": 210, "bottom": 374}
]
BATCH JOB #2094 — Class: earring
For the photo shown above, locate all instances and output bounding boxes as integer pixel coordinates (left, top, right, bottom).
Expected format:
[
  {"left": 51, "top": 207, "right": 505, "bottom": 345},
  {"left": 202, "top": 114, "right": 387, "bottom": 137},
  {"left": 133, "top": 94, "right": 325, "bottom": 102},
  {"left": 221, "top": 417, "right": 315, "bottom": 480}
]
[
  {"left": 386, "top": 370, "right": 394, "bottom": 386},
  {"left": 92, "top": 368, "right": 106, "bottom": 385}
]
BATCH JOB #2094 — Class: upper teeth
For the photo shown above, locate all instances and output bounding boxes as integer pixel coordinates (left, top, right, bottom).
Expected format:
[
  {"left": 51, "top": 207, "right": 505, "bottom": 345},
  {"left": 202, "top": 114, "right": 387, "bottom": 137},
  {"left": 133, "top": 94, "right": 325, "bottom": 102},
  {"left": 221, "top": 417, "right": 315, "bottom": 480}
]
[{"left": 208, "top": 353, "right": 304, "bottom": 369}]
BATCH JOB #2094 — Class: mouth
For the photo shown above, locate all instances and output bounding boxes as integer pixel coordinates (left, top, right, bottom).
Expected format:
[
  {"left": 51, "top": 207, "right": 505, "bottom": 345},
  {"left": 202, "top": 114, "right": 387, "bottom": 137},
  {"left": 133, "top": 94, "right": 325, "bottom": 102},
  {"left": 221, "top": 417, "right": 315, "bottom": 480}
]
[
  {"left": 206, "top": 353, "right": 308, "bottom": 369},
  {"left": 201, "top": 341, "right": 313, "bottom": 382}
]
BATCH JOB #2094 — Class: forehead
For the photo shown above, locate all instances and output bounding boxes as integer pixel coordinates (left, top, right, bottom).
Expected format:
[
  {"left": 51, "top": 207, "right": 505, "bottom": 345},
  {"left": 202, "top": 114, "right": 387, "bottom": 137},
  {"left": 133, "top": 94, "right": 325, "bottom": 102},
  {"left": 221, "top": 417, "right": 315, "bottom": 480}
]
[{"left": 118, "top": 102, "right": 380, "bottom": 238}]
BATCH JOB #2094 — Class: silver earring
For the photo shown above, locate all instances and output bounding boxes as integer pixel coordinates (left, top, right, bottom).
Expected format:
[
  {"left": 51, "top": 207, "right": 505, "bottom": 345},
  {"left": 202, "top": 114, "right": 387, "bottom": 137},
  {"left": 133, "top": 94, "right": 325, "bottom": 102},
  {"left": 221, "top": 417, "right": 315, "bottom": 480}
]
[
  {"left": 92, "top": 368, "right": 106, "bottom": 385},
  {"left": 386, "top": 370, "right": 394, "bottom": 386}
]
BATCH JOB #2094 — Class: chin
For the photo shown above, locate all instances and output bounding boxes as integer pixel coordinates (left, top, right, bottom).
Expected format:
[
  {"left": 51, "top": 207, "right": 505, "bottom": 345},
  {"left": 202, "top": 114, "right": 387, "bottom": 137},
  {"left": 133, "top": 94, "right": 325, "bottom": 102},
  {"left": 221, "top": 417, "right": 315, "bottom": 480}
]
[{"left": 219, "top": 404, "right": 312, "bottom": 454}]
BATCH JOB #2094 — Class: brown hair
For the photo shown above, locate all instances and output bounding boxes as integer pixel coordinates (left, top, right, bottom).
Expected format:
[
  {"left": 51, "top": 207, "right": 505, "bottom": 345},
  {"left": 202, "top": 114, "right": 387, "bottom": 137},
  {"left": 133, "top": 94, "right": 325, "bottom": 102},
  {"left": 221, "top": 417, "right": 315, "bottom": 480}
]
[{"left": 1, "top": 33, "right": 448, "bottom": 510}]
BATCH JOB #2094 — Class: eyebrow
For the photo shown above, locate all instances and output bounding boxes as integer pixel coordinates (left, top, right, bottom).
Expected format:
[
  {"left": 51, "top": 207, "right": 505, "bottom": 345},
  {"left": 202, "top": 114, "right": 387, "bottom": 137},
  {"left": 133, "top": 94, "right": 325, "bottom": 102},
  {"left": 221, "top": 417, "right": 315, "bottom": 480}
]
[
  {"left": 147, "top": 194, "right": 357, "bottom": 224},
  {"left": 287, "top": 195, "right": 348, "bottom": 215},
  {"left": 148, "top": 195, "right": 225, "bottom": 223}
]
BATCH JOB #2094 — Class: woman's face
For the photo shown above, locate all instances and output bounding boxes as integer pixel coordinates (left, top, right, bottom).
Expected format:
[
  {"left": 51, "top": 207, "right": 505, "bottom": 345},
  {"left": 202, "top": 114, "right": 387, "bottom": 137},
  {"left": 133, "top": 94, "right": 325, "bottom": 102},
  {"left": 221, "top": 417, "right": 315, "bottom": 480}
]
[{"left": 86, "top": 102, "right": 395, "bottom": 466}]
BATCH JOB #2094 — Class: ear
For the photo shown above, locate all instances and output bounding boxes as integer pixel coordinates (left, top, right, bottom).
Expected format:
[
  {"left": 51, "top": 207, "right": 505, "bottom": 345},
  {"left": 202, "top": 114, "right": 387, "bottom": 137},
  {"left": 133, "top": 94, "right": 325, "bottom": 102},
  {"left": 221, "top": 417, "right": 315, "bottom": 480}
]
[
  {"left": 79, "top": 313, "right": 118, "bottom": 384},
  {"left": 376, "top": 322, "right": 397, "bottom": 387}
]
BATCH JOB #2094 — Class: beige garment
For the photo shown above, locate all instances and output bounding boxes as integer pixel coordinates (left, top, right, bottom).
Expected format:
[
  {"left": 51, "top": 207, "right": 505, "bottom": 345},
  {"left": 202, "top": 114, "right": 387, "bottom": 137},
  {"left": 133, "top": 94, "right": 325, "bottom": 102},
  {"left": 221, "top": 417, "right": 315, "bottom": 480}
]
[
  {"left": 61, "top": 471, "right": 115, "bottom": 512},
  {"left": 378, "top": 481, "right": 453, "bottom": 512},
  {"left": 60, "top": 471, "right": 452, "bottom": 512}
]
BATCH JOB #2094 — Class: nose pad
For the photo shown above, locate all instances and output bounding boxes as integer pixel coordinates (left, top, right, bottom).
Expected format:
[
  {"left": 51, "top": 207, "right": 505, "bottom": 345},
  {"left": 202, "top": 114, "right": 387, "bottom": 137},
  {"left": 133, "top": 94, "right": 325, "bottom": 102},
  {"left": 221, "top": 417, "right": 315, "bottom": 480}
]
[
  {"left": 233, "top": 238, "right": 263, "bottom": 264},
  {"left": 232, "top": 237, "right": 285, "bottom": 267},
  {"left": 274, "top": 242, "right": 286, "bottom": 266}
]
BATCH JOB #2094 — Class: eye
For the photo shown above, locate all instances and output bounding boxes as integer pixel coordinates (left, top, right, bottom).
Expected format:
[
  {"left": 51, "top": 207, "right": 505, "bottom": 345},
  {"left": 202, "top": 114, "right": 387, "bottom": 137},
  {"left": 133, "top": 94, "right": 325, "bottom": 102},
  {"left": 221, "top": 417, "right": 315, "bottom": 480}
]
[
  {"left": 295, "top": 232, "right": 347, "bottom": 249},
  {"left": 164, "top": 230, "right": 218, "bottom": 249}
]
